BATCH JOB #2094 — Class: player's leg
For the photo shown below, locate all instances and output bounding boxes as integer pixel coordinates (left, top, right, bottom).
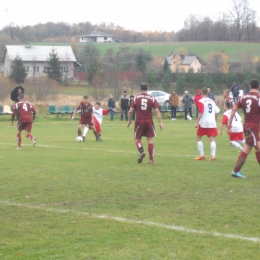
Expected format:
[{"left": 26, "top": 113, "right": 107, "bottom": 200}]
[
  {"left": 135, "top": 137, "right": 146, "bottom": 163},
  {"left": 230, "top": 140, "right": 243, "bottom": 151},
  {"left": 254, "top": 141, "right": 260, "bottom": 165},
  {"left": 78, "top": 123, "right": 83, "bottom": 137},
  {"left": 208, "top": 136, "right": 216, "bottom": 160},
  {"left": 147, "top": 137, "right": 154, "bottom": 164},
  {"left": 82, "top": 124, "right": 89, "bottom": 141},
  {"left": 25, "top": 123, "right": 36, "bottom": 146},
  {"left": 195, "top": 128, "right": 205, "bottom": 160},
  {"left": 16, "top": 128, "right": 22, "bottom": 149},
  {"left": 232, "top": 144, "right": 252, "bottom": 178}
]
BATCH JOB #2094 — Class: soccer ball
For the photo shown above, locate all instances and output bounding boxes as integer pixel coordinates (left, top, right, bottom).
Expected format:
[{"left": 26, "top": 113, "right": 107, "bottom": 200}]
[{"left": 76, "top": 136, "right": 83, "bottom": 142}]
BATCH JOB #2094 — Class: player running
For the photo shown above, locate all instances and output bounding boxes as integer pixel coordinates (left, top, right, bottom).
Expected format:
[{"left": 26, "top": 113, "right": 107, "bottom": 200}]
[
  {"left": 127, "top": 83, "right": 163, "bottom": 164},
  {"left": 11, "top": 94, "right": 36, "bottom": 149}
]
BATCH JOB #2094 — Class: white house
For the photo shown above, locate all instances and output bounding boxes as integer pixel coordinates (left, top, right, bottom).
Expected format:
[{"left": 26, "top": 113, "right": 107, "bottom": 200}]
[
  {"left": 2, "top": 44, "right": 79, "bottom": 79},
  {"left": 165, "top": 53, "right": 205, "bottom": 73},
  {"left": 78, "top": 30, "right": 114, "bottom": 43}
]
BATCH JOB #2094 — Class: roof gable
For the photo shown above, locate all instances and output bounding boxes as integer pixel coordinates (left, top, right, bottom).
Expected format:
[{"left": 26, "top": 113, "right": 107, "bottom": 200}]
[
  {"left": 78, "top": 30, "right": 113, "bottom": 37},
  {"left": 4, "top": 45, "right": 76, "bottom": 62}
]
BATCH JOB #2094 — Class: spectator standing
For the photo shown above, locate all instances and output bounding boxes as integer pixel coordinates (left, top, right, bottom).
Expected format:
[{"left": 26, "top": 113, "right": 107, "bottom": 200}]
[
  {"left": 195, "top": 87, "right": 220, "bottom": 161},
  {"left": 223, "top": 89, "right": 234, "bottom": 108},
  {"left": 231, "top": 82, "right": 239, "bottom": 102},
  {"left": 182, "top": 90, "right": 194, "bottom": 120},
  {"left": 194, "top": 89, "right": 202, "bottom": 119},
  {"left": 169, "top": 90, "right": 179, "bottom": 120},
  {"left": 120, "top": 90, "right": 129, "bottom": 121},
  {"left": 127, "top": 83, "right": 163, "bottom": 164},
  {"left": 11, "top": 94, "right": 36, "bottom": 149},
  {"left": 128, "top": 95, "right": 135, "bottom": 120},
  {"left": 243, "top": 83, "right": 250, "bottom": 94},
  {"left": 227, "top": 79, "right": 260, "bottom": 178},
  {"left": 207, "top": 88, "right": 215, "bottom": 102},
  {"left": 108, "top": 94, "right": 115, "bottom": 121}
]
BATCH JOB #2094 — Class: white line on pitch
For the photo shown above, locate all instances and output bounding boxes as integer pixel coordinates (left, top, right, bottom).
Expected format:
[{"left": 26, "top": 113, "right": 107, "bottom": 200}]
[{"left": 0, "top": 200, "right": 259, "bottom": 243}]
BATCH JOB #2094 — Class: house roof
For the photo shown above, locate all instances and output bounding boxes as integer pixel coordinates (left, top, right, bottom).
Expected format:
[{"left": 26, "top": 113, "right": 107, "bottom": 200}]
[
  {"left": 165, "top": 53, "right": 206, "bottom": 66},
  {"left": 3, "top": 45, "right": 77, "bottom": 62},
  {"left": 181, "top": 56, "right": 196, "bottom": 65},
  {"left": 78, "top": 30, "right": 113, "bottom": 38}
]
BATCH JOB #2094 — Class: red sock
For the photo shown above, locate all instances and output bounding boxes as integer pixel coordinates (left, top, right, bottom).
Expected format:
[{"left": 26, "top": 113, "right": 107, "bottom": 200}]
[
  {"left": 135, "top": 140, "right": 143, "bottom": 150},
  {"left": 148, "top": 143, "right": 154, "bottom": 161},
  {"left": 17, "top": 134, "right": 21, "bottom": 147},
  {"left": 234, "top": 151, "right": 248, "bottom": 173},
  {"left": 256, "top": 151, "right": 260, "bottom": 165},
  {"left": 26, "top": 133, "right": 33, "bottom": 140}
]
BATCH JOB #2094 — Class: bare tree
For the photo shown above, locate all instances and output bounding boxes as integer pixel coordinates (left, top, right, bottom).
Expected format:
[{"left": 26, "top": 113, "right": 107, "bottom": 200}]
[{"left": 229, "top": 0, "right": 256, "bottom": 41}]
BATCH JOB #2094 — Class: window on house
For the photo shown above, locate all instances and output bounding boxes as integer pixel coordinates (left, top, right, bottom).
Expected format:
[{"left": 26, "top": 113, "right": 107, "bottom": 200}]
[
  {"left": 104, "top": 37, "right": 107, "bottom": 40},
  {"left": 33, "top": 66, "right": 39, "bottom": 73},
  {"left": 25, "top": 66, "right": 29, "bottom": 72}
]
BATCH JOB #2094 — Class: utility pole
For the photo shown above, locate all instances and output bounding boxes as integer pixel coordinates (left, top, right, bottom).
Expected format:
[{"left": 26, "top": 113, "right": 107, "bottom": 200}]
[{"left": 116, "top": 52, "right": 120, "bottom": 100}]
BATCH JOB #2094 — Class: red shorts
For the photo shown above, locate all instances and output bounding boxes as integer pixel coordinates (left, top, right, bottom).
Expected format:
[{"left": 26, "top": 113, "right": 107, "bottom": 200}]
[
  {"left": 197, "top": 125, "right": 218, "bottom": 137},
  {"left": 229, "top": 132, "right": 244, "bottom": 141},
  {"left": 134, "top": 119, "right": 155, "bottom": 139},
  {"left": 94, "top": 119, "right": 101, "bottom": 132},
  {"left": 244, "top": 122, "right": 259, "bottom": 146},
  {"left": 17, "top": 122, "right": 32, "bottom": 132}
]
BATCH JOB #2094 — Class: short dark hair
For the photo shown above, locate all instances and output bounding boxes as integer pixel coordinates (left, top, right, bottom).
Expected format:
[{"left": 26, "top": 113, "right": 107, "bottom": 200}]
[
  {"left": 140, "top": 83, "right": 148, "bottom": 90},
  {"left": 201, "top": 87, "right": 208, "bottom": 95},
  {"left": 18, "top": 94, "right": 24, "bottom": 100},
  {"left": 225, "top": 100, "right": 233, "bottom": 109},
  {"left": 95, "top": 102, "right": 101, "bottom": 105},
  {"left": 83, "top": 95, "right": 88, "bottom": 99},
  {"left": 250, "top": 79, "right": 259, "bottom": 89}
]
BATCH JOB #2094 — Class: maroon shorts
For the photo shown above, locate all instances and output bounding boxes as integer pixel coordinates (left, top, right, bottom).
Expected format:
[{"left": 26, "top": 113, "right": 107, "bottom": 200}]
[
  {"left": 244, "top": 122, "right": 260, "bottom": 146},
  {"left": 197, "top": 125, "right": 218, "bottom": 137},
  {"left": 134, "top": 119, "right": 155, "bottom": 139},
  {"left": 17, "top": 122, "right": 32, "bottom": 132},
  {"left": 79, "top": 119, "right": 93, "bottom": 126}
]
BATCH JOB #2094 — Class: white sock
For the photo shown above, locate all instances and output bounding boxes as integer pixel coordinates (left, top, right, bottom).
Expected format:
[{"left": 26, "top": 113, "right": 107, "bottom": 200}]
[
  {"left": 83, "top": 127, "right": 89, "bottom": 137},
  {"left": 210, "top": 141, "right": 216, "bottom": 157},
  {"left": 230, "top": 141, "right": 243, "bottom": 151},
  {"left": 197, "top": 141, "right": 204, "bottom": 156}
]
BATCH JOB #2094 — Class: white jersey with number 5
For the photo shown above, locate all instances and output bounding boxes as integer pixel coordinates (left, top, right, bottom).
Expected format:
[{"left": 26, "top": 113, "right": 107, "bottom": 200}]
[{"left": 198, "top": 97, "right": 220, "bottom": 128}]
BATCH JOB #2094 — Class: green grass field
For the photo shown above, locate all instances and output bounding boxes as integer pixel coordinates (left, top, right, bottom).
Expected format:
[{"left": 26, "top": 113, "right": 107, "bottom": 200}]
[
  {"left": 0, "top": 113, "right": 260, "bottom": 259},
  {"left": 36, "top": 41, "right": 260, "bottom": 62}
]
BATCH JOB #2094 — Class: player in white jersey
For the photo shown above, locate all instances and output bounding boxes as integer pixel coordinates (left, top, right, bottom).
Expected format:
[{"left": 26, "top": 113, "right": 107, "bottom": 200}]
[
  {"left": 219, "top": 101, "right": 244, "bottom": 151},
  {"left": 195, "top": 87, "right": 220, "bottom": 161},
  {"left": 83, "top": 102, "right": 116, "bottom": 141}
]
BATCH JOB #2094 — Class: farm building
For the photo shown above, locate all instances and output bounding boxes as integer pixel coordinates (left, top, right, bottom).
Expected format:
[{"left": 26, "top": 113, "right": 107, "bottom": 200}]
[
  {"left": 78, "top": 30, "right": 114, "bottom": 43},
  {"left": 2, "top": 44, "right": 79, "bottom": 80},
  {"left": 165, "top": 53, "right": 205, "bottom": 73}
]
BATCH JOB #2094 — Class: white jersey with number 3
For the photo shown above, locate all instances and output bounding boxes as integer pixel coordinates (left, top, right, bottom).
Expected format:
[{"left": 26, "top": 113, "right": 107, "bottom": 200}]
[{"left": 198, "top": 97, "right": 220, "bottom": 128}]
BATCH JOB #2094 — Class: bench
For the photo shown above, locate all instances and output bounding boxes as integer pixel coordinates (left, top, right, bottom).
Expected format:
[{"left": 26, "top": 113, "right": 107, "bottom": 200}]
[
  {"left": 159, "top": 104, "right": 185, "bottom": 117},
  {"left": 49, "top": 105, "right": 75, "bottom": 118},
  {"left": 0, "top": 105, "right": 13, "bottom": 116}
]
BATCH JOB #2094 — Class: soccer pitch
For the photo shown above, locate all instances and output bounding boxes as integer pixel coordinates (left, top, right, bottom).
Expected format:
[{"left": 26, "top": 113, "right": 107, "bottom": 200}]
[{"left": 0, "top": 115, "right": 260, "bottom": 259}]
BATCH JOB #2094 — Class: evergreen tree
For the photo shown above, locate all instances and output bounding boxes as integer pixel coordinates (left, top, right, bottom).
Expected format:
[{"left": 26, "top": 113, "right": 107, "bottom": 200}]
[
  {"left": 161, "top": 68, "right": 172, "bottom": 92},
  {"left": 176, "top": 74, "right": 186, "bottom": 94},
  {"left": 162, "top": 59, "right": 169, "bottom": 73},
  {"left": 46, "top": 48, "right": 62, "bottom": 83},
  {"left": 9, "top": 55, "right": 27, "bottom": 83},
  {"left": 147, "top": 69, "right": 159, "bottom": 89}
]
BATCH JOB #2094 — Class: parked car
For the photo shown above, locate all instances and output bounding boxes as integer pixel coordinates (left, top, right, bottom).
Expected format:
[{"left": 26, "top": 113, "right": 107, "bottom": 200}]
[{"left": 147, "top": 90, "right": 170, "bottom": 106}]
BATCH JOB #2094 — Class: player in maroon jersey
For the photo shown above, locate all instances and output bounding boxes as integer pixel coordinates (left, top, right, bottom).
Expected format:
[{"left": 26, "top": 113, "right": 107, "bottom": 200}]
[
  {"left": 127, "top": 83, "right": 163, "bottom": 164},
  {"left": 227, "top": 79, "right": 260, "bottom": 178},
  {"left": 11, "top": 94, "right": 36, "bottom": 149},
  {"left": 71, "top": 95, "right": 98, "bottom": 141}
]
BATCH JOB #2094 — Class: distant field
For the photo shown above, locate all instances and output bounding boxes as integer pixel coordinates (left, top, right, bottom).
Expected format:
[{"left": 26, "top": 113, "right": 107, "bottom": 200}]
[{"left": 34, "top": 41, "right": 260, "bottom": 62}]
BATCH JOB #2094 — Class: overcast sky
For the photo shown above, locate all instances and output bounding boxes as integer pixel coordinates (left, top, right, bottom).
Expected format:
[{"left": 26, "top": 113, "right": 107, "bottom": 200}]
[{"left": 1, "top": 0, "right": 259, "bottom": 32}]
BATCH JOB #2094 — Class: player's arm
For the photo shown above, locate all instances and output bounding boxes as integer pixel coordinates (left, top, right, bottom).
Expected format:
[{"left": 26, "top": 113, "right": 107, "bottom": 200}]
[
  {"left": 127, "top": 107, "right": 134, "bottom": 127},
  {"left": 11, "top": 106, "right": 16, "bottom": 125},
  {"left": 71, "top": 108, "right": 77, "bottom": 120},
  {"left": 227, "top": 104, "right": 239, "bottom": 131},
  {"left": 154, "top": 108, "right": 163, "bottom": 130},
  {"left": 195, "top": 113, "right": 202, "bottom": 128}
]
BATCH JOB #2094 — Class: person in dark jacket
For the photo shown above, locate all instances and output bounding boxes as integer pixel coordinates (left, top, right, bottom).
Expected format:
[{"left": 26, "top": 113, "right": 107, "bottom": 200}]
[
  {"left": 243, "top": 83, "right": 250, "bottom": 94},
  {"left": 207, "top": 88, "right": 215, "bottom": 102},
  {"left": 108, "top": 94, "right": 115, "bottom": 121},
  {"left": 128, "top": 95, "right": 135, "bottom": 120},
  {"left": 182, "top": 91, "right": 194, "bottom": 120},
  {"left": 120, "top": 90, "right": 129, "bottom": 121}
]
